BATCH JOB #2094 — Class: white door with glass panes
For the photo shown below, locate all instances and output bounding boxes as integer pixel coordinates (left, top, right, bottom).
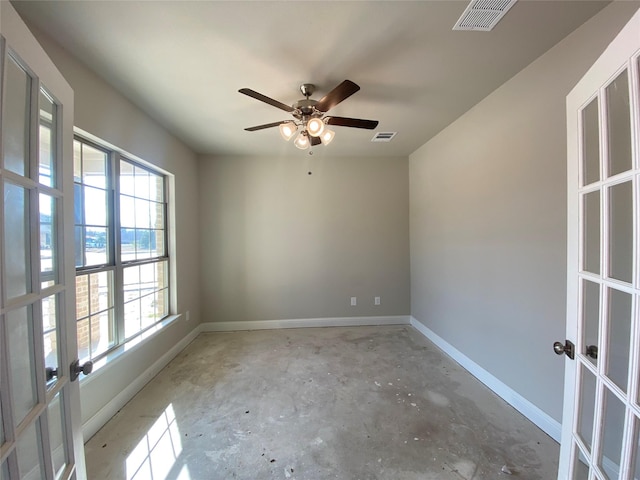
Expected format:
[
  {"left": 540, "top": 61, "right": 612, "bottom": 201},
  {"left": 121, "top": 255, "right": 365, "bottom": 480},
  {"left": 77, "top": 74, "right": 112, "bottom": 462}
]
[
  {"left": 559, "top": 7, "right": 640, "bottom": 480},
  {"left": 0, "top": 3, "right": 87, "bottom": 479}
]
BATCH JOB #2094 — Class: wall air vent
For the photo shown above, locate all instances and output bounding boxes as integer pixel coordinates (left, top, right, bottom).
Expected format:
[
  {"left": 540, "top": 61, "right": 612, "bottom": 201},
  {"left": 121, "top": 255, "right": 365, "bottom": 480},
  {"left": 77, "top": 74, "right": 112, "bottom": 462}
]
[
  {"left": 371, "top": 132, "right": 397, "bottom": 142},
  {"left": 453, "top": 0, "right": 517, "bottom": 31}
]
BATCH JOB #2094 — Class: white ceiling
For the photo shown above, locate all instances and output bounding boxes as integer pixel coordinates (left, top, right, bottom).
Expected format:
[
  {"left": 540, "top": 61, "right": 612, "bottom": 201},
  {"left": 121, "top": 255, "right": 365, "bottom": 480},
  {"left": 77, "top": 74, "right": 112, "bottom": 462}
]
[{"left": 13, "top": 0, "right": 611, "bottom": 158}]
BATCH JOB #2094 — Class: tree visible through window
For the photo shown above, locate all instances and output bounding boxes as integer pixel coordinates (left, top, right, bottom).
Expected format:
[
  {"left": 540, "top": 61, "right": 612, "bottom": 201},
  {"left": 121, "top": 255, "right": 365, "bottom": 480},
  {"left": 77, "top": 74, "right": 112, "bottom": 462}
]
[{"left": 74, "top": 137, "right": 169, "bottom": 364}]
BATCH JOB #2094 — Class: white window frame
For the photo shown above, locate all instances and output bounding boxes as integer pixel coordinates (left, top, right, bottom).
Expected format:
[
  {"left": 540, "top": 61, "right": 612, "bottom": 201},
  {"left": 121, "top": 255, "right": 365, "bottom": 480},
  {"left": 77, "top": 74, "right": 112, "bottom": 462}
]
[{"left": 73, "top": 133, "right": 173, "bottom": 370}]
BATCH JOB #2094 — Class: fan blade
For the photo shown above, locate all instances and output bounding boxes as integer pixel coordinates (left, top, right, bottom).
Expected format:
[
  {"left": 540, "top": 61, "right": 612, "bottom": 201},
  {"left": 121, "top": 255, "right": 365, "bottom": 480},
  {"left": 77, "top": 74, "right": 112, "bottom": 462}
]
[
  {"left": 239, "top": 88, "right": 294, "bottom": 113},
  {"left": 315, "top": 80, "right": 360, "bottom": 112},
  {"left": 326, "top": 116, "right": 379, "bottom": 130},
  {"left": 310, "top": 136, "right": 321, "bottom": 146},
  {"left": 244, "top": 121, "right": 287, "bottom": 131}
]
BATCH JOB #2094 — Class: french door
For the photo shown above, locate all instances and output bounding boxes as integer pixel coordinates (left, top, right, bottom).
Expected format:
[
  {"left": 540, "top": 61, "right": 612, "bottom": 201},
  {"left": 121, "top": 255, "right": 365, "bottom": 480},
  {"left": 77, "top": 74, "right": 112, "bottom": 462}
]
[
  {"left": 0, "top": 3, "right": 86, "bottom": 480},
  {"left": 560, "top": 8, "right": 640, "bottom": 480}
]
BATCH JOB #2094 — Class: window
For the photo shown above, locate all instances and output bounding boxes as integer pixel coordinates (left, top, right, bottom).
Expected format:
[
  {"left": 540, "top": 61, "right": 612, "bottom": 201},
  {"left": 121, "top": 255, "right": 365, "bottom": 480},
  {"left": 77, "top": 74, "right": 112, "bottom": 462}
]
[{"left": 74, "top": 137, "right": 170, "bottom": 364}]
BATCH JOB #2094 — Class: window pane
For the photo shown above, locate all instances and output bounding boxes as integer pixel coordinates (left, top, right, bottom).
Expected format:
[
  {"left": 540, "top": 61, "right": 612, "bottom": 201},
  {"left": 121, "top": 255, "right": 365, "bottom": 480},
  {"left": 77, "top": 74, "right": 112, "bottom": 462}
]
[
  {"left": 141, "top": 293, "right": 155, "bottom": 330},
  {"left": 134, "top": 166, "right": 150, "bottom": 197},
  {"left": 77, "top": 318, "right": 90, "bottom": 364},
  {"left": 90, "top": 271, "right": 114, "bottom": 313},
  {"left": 74, "top": 226, "right": 83, "bottom": 268},
  {"left": 3, "top": 55, "right": 31, "bottom": 177},
  {"left": 42, "top": 295, "right": 58, "bottom": 376},
  {"left": 74, "top": 140, "right": 82, "bottom": 182},
  {"left": 40, "top": 193, "right": 57, "bottom": 285},
  {"left": 120, "top": 160, "right": 135, "bottom": 196},
  {"left": 152, "top": 203, "right": 165, "bottom": 230},
  {"left": 76, "top": 274, "right": 89, "bottom": 321},
  {"left": 4, "top": 182, "right": 31, "bottom": 298},
  {"left": 39, "top": 89, "right": 56, "bottom": 187},
  {"left": 135, "top": 198, "right": 151, "bottom": 228},
  {"left": 84, "top": 186, "right": 107, "bottom": 226},
  {"left": 606, "top": 69, "right": 632, "bottom": 177},
  {"left": 91, "top": 311, "right": 115, "bottom": 358},
  {"left": 85, "top": 226, "right": 108, "bottom": 266},
  {"left": 150, "top": 173, "right": 164, "bottom": 202},
  {"left": 124, "top": 265, "right": 140, "bottom": 301},
  {"left": 141, "top": 263, "right": 156, "bottom": 294},
  {"left": 124, "top": 298, "right": 141, "bottom": 339},
  {"left": 120, "top": 195, "right": 135, "bottom": 228},
  {"left": 582, "top": 97, "right": 600, "bottom": 186},
  {"left": 156, "top": 288, "right": 169, "bottom": 320},
  {"left": 121, "top": 228, "right": 136, "bottom": 262},
  {"left": 151, "top": 230, "right": 165, "bottom": 258},
  {"left": 82, "top": 143, "right": 107, "bottom": 188},
  {"left": 135, "top": 229, "right": 153, "bottom": 260}
]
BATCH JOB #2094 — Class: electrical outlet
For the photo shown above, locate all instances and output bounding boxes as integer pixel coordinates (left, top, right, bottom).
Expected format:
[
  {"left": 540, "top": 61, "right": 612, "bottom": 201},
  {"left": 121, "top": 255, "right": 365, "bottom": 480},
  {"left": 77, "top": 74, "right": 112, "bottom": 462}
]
[
  {"left": 374, "top": 296, "right": 381, "bottom": 306},
  {"left": 185, "top": 310, "right": 190, "bottom": 321},
  {"left": 350, "top": 297, "right": 357, "bottom": 306}
]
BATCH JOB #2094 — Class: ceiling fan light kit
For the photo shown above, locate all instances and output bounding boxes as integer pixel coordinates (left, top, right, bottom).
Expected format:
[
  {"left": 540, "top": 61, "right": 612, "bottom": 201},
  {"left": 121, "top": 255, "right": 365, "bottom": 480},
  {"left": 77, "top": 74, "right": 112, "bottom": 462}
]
[
  {"left": 279, "top": 122, "right": 297, "bottom": 141},
  {"left": 294, "top": 131, "right": 310, "bottom": 150},
  {"left": 239, "top": 80, "right": 379, "bottom": 151}
]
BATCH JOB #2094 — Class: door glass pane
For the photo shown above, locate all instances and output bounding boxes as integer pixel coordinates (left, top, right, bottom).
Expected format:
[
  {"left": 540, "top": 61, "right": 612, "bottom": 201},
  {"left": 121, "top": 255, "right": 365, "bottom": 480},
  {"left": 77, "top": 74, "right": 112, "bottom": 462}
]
[
  {"left": 4, "top": 182, "right": 31, "bottom": 298},
  {"left": 607, "top": 288, "right": 632, "bottom": 393},
  {"left": 582, "top": 280, "right": 600, "bottom": 366},
  {"left": 16, "top": 421, "right": 44, "bottom": 480},
  {"left": 3, "top": 55, "right": 31, "bottom": 177},
  {"left": 7, "top": 306, "right": 37, "bottom": 425},
  {"left": 633, "top": 415, "right": 640, "bottom": 480},
  {"left": 583, "top": 191, "right": 600, "bottom": 274},
  {"left": 608, "top": 181, "right": 632, "bottom": 283},
  {"left": 577, "top": 365, "right": 597, "bottom": 452},
  {"left": 572, "top": 444, "right": 590, "bottom": 479},
  {"left": 40, "top": 193, "right": 57, "bottom": 287},
  {"left": 598, "top": 388, "right": 625, "bottom": 479},
  {"left": 606, "top": 69, "right": 632, "bottom": 177},
  {"left": 39, "top": 89, "right": 56, "bottom": 187},
  {"left": 42, "top": 295, "right": 58, "bottom": 384},
  {"left": 48, "top": 394, "right": 67, "bottom": 477},
  {"left": 0, "top": 390, "right": 3, "bottom": 445},
  {"left": 582, "top": 97, "right": 600, "bottom": 186}
]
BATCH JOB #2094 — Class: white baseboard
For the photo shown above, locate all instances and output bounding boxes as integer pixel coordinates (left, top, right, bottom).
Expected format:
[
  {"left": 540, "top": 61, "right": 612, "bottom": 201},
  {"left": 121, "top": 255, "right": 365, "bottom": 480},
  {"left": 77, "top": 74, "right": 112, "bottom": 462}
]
[
  {"left": 200, "top": 315, "right": 410, "bottom": 332},
  {"left": 410, "top": 316, "right": 562, "bottom": 443},
  {"left": 81, "top": 325, "right": 202, "bottom": 442}
]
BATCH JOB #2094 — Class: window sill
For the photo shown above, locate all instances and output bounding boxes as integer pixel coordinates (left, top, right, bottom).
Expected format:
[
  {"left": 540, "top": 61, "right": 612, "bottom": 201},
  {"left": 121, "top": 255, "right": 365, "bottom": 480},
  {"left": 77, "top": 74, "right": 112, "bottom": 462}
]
[{"left": 79, "top": 313, "right": 182, "bottom": 384}]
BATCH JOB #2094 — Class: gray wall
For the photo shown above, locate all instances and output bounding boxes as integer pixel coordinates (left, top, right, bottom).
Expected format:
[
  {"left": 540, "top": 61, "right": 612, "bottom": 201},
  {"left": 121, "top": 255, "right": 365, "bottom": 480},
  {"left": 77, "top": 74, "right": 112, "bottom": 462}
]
[
  {"left": 409, "top": 2, "right": 639, "bottom": 423},
  {"left": 26, "top": 27, "right": 201, "bottom": 430},
  {"left": 199, "top": 154, "right": 410, "bottom": 322}
]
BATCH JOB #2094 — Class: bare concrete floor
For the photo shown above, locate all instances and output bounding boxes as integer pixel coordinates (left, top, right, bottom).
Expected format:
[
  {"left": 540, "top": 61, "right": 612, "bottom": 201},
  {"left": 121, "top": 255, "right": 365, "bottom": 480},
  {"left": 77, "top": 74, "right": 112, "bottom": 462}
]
[{"left": 85, "top": 326, "right": 559, "bottom": 479}]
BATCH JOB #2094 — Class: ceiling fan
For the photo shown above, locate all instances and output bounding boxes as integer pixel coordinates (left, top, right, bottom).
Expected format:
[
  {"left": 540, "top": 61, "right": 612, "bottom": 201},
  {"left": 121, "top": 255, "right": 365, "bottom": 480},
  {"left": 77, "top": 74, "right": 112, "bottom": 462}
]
[{"left": 239, "top": 80, "right": 379, "bottom": 150}]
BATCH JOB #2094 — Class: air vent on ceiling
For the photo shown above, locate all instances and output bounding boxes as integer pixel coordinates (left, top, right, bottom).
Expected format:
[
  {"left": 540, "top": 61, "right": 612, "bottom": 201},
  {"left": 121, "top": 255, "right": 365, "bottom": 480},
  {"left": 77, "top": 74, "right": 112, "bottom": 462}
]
[
  {"left": 371, "top": 132, "right": 397, "bottom": 142},
  {"left": 453, "top": 0, "right": 517, "bottom": 31}
]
